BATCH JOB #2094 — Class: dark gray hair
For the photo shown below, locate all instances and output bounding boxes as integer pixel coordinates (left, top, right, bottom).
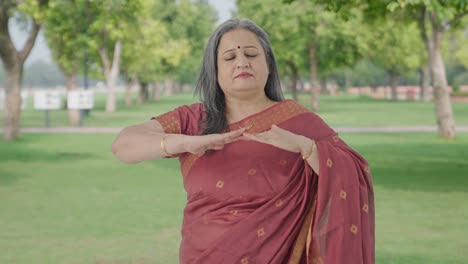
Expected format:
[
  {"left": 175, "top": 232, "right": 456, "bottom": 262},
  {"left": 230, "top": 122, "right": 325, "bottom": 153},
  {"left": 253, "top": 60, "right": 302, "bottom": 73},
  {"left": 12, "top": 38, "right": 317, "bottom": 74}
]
[{"left": 194, "top": 18, "right": 284, "bottom": 135}]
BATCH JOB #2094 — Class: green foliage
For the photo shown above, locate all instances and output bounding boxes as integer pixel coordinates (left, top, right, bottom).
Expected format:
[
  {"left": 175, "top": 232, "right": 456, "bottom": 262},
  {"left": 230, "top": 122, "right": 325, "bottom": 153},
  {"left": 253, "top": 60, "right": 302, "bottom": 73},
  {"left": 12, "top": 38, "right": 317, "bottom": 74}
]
[
  {"left": 119, "top": 0, "right": 217, "bottom": 84},
  {"left": 237, "top": 0, "right": 368, "bottom": 81},
  {"left": 43, "top": 0, "right": 144, "bottom": 80},
  {"left": 367, "top": 19, "right": 423, "bottom": 77},
  {"left": 44, "top": 0, "right": 87, "bottom": 75},
  {"left": 236, "top": 0, "right": 308, "bottom": 78},
  {"left": 157, "top": 0, "right": 217, "bottom": 83},
  {"left": 17, "top": 0, "right": 50, "bottom": 23}
]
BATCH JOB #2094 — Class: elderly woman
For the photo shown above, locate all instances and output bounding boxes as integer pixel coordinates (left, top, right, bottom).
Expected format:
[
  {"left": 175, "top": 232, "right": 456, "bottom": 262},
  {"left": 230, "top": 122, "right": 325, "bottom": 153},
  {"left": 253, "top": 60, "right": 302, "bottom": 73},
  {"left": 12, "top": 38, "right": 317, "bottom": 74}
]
[{"left": 112, "top": 18, "right": 374, "bottom": 264}]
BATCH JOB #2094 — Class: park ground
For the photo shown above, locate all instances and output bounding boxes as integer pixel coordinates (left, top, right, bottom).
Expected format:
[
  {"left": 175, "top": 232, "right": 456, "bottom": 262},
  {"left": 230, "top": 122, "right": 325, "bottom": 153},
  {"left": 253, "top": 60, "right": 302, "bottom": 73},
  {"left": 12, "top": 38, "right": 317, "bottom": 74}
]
[{"left": 1, "top": 93, "right": 468, "bottom": 263}]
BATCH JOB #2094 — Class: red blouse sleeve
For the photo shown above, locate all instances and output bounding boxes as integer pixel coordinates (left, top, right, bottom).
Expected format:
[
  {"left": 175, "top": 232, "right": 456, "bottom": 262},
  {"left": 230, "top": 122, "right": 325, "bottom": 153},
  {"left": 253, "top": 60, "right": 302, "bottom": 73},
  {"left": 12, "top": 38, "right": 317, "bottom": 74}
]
[{"left": 151, "top": 103, "right": 204, "bottom": 136}]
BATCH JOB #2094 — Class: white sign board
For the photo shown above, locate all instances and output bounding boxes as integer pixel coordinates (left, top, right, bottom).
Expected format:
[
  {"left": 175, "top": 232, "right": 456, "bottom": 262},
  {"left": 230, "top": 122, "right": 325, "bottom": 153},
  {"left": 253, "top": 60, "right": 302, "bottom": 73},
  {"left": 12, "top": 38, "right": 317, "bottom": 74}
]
[
  {"left": 34, "top": 90, "right": 62, "bottom": 110},
  {"left": 1, "top": 90, "right": 29, "bottom": 111},
  {"left": 67, "top": 90, "right": 94, "bottom": 110}
]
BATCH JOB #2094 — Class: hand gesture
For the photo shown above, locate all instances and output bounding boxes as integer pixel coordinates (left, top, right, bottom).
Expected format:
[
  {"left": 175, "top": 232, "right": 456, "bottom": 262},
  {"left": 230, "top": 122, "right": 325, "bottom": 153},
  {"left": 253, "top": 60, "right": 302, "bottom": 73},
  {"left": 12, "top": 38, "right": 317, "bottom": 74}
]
[
  {"left": 242, "top": 125, "right": 306, "bottom": 153},
  {"left": 184, "top": 127, "right": 247, "bottom": 155}
]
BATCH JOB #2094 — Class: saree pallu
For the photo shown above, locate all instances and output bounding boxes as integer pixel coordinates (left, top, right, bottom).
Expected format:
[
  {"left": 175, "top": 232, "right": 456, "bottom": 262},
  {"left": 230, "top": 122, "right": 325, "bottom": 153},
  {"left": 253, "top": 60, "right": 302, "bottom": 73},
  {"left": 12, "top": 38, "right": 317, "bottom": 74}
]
[{"left": 152, "top": 100, "right": 374, "bottom": 264}]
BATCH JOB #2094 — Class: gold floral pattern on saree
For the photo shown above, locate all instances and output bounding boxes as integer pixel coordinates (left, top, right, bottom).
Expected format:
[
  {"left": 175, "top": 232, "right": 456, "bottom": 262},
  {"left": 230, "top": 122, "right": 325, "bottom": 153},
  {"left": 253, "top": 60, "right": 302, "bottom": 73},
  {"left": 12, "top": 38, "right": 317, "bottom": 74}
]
[
  {"left": 326, "top": 158, "right": 333, "bottom": 168},
  {"left": 152, "top": 111, "right": 181, "bottom": 134},
  {"left": 350, "top": 224, "right": 359, "bottom": 234},
  {"left": 257, "top": 227, "right": 265, "bottom": 237},
  {"left": 248, "top": 168, "right": 257, "bottom": 175},
  {"left": 229, "top": 100, "right": 309, "bottom": 134},
  {"left": 362, "top": 204, "right": 369, "bottom": 213},
  {"left": 279, "top": 159, "right": 287, "bottom": 166},
  {"left": 340, "top": 190, "right": 347, "bottom": 200},
  {"left": 216, "top": 180, "right": 224, "bottom": 188},
  {"left": 275, "top": 199, "right": 284, "bottom": 207},
  {"left": 230, "top": 210, "right": 239, "bottom": 216},
  {"left": 241, "top": 257, "right": 249, "bottom": 264}
]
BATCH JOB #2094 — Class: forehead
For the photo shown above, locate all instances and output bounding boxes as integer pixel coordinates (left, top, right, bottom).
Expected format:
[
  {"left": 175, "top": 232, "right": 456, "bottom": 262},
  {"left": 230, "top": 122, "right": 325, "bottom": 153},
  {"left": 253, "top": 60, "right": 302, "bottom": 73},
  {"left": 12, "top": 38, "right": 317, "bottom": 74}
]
[{"left": 218, "top": 29, "right": 263, "bottom": 52}]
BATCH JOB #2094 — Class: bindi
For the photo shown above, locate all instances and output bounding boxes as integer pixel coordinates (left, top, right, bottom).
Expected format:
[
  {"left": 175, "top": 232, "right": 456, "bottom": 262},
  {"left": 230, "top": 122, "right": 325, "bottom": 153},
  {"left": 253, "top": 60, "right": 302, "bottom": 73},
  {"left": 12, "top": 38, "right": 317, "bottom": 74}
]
[{"left": 237, "top": 46, "right": 240, "bottom": 49}]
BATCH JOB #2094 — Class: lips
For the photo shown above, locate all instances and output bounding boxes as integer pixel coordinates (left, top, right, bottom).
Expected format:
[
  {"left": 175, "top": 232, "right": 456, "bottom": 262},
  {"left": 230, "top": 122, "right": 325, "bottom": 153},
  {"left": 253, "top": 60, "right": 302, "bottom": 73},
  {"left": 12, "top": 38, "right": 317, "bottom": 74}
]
[{"left": 235, "top": 72, "right": 253, "bottom": 78}]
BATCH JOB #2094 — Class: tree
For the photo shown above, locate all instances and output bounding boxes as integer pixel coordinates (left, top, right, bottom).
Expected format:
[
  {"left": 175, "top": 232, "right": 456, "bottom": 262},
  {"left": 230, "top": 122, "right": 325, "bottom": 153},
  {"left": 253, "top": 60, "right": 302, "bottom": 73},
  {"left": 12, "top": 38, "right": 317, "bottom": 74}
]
[
  {"left": 44, "top": 0, "right": 88, "bottom": 125},
  {"left": 404, "top": 1, "right": 467, "bottom": 139},
  {"left": 170, "top": 0, "right": 217, "bottom": 86},
  {"left": 301, "top": 0, "right": 468, "bottom": 138},
  {"left": 120, "top": 0, "right": 192, "bottom": 104},
  {"left": 149, "top": 0, "right": 216, "bottom": 96},
  {"left": 239, "top": 0, "right": 367, "bottom": 111},
  {"left": 367, "top": 19, "right": 422, "bottom": 100},
  {"left": 84, "top": 0, "right": 142, "bottom": 113},
  {"left": 0, "top": 0, "right": 49, "bottom": 140}
]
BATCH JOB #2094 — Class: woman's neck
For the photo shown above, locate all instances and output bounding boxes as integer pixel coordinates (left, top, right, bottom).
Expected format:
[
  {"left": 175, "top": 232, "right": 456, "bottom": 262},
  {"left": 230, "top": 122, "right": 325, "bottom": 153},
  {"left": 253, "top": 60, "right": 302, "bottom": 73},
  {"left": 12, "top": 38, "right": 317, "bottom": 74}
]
[{"left": 225, "top": 95, "right": 277, "bottom": 124}]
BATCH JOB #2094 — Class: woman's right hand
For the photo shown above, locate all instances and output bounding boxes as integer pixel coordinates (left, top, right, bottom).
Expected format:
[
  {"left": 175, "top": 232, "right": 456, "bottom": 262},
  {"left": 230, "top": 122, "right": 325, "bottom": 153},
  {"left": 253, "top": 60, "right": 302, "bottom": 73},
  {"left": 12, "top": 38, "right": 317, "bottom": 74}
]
[{"left": 183, "top": 127, "right": 247, "bottom": 155}]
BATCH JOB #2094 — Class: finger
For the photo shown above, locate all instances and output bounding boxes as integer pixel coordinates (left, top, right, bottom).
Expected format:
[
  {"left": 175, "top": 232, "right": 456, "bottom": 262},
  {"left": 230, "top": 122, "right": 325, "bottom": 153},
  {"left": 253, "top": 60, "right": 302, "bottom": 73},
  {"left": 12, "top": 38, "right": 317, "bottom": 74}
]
[
  {"left": 223, "top": 129, "right": 246, "bottom": 142},
  {"left": 242, "top": 132, "right": 269, "bottom": 144}
]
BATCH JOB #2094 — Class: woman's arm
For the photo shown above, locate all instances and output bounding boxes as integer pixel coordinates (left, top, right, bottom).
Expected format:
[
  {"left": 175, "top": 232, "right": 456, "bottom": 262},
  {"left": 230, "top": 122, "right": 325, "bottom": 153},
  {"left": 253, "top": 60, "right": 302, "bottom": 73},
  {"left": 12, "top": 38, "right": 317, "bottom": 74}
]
[
  {"left": 112, "top": 120, "right": 247, "bottom": 164},
  {"left": 296, "top": 136, "right": 319, "bottom": 175},
  {"left": 242, "top": 125, "right": 320, "bottom": 175},
  {"left": 111, "top": 120, "right": 188, "bottom": 164}
]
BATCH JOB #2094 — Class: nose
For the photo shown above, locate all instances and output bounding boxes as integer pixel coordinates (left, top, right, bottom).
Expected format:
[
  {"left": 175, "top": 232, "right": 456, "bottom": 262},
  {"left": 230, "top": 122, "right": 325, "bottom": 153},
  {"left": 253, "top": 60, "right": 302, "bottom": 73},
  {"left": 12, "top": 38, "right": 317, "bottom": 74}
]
[{"left": 236, "top": 56, "right": 250, "bottom": 69}]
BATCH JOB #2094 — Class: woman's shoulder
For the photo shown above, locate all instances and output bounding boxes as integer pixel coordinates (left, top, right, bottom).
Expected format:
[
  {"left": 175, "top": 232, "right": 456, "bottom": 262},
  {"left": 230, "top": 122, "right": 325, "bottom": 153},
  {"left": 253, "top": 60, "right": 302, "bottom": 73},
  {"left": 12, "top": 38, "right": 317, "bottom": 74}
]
[{"left": 175, "top": 102, "right": 205, "bottom": 114}]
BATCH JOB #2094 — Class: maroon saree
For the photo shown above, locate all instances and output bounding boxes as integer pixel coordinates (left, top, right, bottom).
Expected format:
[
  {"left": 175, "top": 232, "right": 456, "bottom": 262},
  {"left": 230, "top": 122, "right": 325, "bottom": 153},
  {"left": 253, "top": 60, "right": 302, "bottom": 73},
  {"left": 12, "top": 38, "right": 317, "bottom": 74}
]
[{"left": 152, "top": 100, "right": 374, "bottom": 264}]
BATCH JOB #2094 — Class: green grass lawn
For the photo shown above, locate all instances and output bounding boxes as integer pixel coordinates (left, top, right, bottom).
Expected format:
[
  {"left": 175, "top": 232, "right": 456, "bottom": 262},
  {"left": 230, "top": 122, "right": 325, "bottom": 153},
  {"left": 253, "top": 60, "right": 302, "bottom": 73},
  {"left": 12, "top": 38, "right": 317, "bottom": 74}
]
[
  {"left": 1, "top": 133, "right": 467, "bottom": 263},
  {"left": 12, "top": 91, "right": 468, "bottom": 128}
]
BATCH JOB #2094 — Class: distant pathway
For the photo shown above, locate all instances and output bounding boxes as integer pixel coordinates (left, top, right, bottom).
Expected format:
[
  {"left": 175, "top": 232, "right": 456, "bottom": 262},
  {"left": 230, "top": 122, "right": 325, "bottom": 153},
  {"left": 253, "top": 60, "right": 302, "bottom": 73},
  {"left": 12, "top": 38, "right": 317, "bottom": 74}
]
[{"left": 2, "top": 126, "right": 468, "bottom": 134}]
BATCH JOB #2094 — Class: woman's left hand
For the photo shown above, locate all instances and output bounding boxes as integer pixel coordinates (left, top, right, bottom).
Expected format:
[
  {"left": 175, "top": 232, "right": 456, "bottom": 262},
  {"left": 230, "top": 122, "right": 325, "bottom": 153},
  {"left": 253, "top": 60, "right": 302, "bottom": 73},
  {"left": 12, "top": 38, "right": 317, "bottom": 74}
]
[{"left": 242, "top": 124, "right": 309, "bottom": 153}]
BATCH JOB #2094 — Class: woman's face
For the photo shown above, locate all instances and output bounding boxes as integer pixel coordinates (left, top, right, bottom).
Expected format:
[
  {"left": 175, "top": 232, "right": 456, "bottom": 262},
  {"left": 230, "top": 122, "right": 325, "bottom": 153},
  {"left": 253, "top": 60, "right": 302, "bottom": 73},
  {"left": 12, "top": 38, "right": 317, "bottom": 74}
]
[{"left": 216, "top": 29, "right": 269, "bottom": 99}]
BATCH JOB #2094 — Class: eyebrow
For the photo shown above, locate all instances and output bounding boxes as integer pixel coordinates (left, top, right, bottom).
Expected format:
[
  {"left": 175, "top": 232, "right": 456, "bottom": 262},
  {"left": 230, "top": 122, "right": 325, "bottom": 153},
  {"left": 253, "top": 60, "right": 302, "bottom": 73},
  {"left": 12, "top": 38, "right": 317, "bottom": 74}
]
[{"left": 221, "top": 46, "right": 258, "bottom": 55}]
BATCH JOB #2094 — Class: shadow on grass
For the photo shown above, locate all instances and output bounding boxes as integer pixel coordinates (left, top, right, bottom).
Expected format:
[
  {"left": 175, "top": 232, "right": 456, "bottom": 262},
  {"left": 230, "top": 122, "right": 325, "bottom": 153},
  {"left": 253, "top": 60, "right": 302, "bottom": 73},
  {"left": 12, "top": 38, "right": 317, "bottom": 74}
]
[
  {"left": 0, "top": 168, "right": 27, "bottom": 186},
  {"left": 0, "top": 147, "right": 95, "bottom": 163},
  {"left": 0, "top": 136, "right": 96, "bottom": 185}
]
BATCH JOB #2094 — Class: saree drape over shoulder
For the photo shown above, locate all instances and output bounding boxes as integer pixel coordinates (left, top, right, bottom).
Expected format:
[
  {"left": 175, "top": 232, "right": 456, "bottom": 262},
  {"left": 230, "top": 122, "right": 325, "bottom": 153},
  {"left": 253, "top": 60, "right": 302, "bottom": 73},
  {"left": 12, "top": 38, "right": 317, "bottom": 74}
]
[{"left": 152, "top": 100, "right": 375, "bottom": 264}]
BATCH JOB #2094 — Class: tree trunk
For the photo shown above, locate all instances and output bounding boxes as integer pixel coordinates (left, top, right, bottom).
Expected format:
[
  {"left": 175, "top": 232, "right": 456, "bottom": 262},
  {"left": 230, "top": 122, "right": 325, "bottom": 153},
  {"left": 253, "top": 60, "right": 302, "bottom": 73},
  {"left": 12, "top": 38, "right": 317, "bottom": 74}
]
[
  {"left": 430, "top": 28, "right": 456, "bottom": 139},
  {"left": 3, "top": 65, "right": 22, "bottom": 139},
  {"left": 287, "top": 61, "right": 298, "bottom": 101},
  {"left": 298, "top": 79, "right": 304, "bottom": 94},
  {"left": 309, "top": 41, "right": 320, "bottom": 112},
  {"left": 125, "top": 74, "right": 137, "bottom": 107},
  {"left": 174, "top": 81, "right": 181, "bottom": 94},
  {"left": 65, "top": 72, "right": 80, "bottom": 126},
  {"left": 418, "top": 8, "right": 455, "bottom": 138},
  {"left": 0, "top": 15, "right": 41, "bottom": 140},
  {"left": 419, "top": 64, "right": 431, "bottom": 101},
  {"left": 320, "top": 77, "right": 327, "bottom": 95},
  {"left": 138, "top": 81, "right": 149, "bottom": 104},
  {"left": 344, "top": 68, "right": 351, "bottom": 91},
  {"left": 389, "top": 71, "right": 400, "bottom": 101},
  {"left": 164, "top": 79, "right": 174, "bottom": 96},
  {"left": 152, "top": 82, "right": 161, "bottom": 102},
  {"left": 99, "top": 39, "right": 122, "bottom": 113}
]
